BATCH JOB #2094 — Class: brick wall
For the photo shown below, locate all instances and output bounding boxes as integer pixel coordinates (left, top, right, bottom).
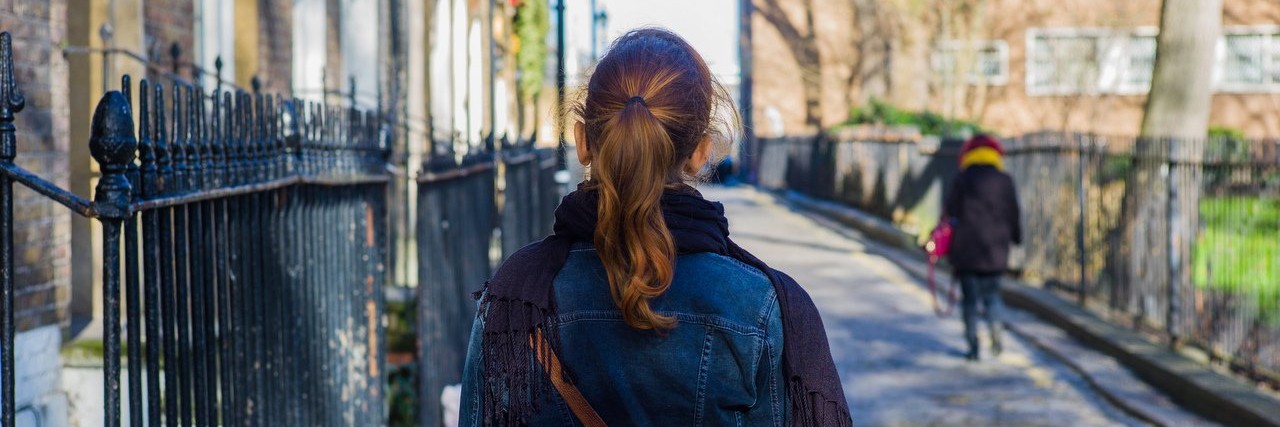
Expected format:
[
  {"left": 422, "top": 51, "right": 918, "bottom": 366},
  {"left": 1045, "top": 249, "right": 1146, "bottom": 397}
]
[
  {"left": 144, "top": 1, "right": 296, "bottom": 92},
  {"left": 257, "top": 0, "right": 293, "bottom": 93},
  {"left": 143, "top": 0, "right": 194, "bottom": 76},
  {"left": 325, "top": 0, "right": 343, "bottom": 92},
  {"left": 2, "top": 0, "right": 72, "bottom": 334},
  {"left": 0, "top": 0, "right": 72, "bottom": 423}
]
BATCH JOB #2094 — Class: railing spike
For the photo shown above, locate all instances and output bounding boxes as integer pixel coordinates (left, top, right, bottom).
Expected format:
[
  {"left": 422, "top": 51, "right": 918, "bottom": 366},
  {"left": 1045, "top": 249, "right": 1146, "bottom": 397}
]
[
  {"left": 154, "top": 83, "right": 171, "bottom": 195},
  {"left": 0, "top": 32, "right": 27, "bottom": 161},
  {"left": 186, "top": 83, "right": 201, "bottom": 191},
  {"left": 121, "top": 75, "right": 132, "bottom": 109},
  {"left": 171, "top": 84, "right": 187, "bottom": 194},
  {"left": 138, "top": 80, "right": 157, "bottom": 199}
]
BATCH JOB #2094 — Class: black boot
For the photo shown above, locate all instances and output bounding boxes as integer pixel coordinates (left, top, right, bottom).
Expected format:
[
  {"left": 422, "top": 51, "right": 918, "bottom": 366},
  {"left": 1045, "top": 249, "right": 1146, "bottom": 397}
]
[{"left": 965, "top": 339, "right": 980, "bottom": 361}]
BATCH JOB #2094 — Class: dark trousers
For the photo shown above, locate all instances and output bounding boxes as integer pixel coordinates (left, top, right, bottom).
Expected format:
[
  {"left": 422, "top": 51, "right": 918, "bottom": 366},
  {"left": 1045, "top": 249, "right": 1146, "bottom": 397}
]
[{"left": 959, "top": 273, "right": 1004, "bottom": 350}]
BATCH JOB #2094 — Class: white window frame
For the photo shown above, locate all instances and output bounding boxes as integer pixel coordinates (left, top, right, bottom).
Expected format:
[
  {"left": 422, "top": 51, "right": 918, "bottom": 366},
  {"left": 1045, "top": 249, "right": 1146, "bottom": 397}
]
[
  {"left": 196, "top": 0, "right": 236, "bottom": 87},
  {"left": 932, "top": 40, "right": 1010, "bottom": 86},
  {"left": 1025, "top": 27, "right": 1158, "bottom": 96},
  {"left": 1215, "top": 25, "right": 1280, "bottom": 94}
]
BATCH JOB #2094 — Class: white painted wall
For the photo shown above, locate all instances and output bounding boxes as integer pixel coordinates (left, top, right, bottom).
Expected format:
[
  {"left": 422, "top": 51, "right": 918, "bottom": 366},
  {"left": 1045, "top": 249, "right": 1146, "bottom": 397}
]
[{"left": 0, "top": 326, "right": 68, "bottom": 427}]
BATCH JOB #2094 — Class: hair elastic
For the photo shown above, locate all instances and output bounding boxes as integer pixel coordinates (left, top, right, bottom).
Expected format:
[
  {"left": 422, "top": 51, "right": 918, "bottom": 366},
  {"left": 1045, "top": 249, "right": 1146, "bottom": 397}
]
[{"left": 626, "top": 96, "right": 648, "bottom": 107}]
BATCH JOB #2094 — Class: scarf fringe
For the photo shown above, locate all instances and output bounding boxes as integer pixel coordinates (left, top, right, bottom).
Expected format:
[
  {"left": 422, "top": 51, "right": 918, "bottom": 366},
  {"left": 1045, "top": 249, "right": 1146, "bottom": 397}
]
[
  {"left": 788, "top": 378, "right": 854, "bottom": 427},
  {"left": 477, "top": 292, "right": 563, "bottom": 426}
]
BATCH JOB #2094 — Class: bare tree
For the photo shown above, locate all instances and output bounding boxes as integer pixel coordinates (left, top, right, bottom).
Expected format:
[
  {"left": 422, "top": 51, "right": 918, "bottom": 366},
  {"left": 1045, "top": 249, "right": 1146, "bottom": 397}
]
[{"left": 756, "top": 0, "right": 824, "bottom": 130}]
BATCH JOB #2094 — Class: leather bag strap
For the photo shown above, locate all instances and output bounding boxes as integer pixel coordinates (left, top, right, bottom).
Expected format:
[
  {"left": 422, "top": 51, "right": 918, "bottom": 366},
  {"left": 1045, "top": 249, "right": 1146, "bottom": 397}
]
[{"left": 529, "top": 330, "right": 607, "bottom": 427}]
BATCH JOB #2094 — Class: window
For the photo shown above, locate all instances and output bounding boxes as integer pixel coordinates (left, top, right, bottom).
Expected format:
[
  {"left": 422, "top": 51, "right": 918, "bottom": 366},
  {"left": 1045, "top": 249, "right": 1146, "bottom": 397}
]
[
  {"left": 340, "top": 0, "right": 379, "bottom": 108},
  {"left": 293, "top": 0, "right": 327, "bottom": 101},
  {"left": 1219, "top": 29, "right": 1280, "bottom": 92},
  {"left": 1028, "top": 33, "right": 1099, "bottom": 94},
  {"left": 1025, "top": 28, "right": 1156, "bottom": 95},
  {"left": 1120, "top": 36, "right": 1157, "bottom": 92},
  {"left": 932, "top": 41, "right": 1009, "bottom": 85}
]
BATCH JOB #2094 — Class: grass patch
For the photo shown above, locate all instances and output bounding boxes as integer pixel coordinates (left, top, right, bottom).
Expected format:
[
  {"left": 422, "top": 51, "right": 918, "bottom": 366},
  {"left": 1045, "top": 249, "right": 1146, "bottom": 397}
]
[{"left": 1193, "top": 196, "right": 1280, "bottom": 318}]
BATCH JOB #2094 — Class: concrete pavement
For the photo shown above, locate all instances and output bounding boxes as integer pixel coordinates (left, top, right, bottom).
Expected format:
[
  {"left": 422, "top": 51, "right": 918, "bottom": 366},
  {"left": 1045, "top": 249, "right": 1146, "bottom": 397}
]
[{"left": 703, "top": 185, "right": 1214, "bottom": 427}]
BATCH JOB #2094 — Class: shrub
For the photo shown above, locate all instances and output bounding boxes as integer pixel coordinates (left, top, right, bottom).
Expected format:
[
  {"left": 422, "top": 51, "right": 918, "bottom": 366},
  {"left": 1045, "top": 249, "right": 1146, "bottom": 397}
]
[{"left": 845, "top": 98, "right": 986, "bottom": 138}]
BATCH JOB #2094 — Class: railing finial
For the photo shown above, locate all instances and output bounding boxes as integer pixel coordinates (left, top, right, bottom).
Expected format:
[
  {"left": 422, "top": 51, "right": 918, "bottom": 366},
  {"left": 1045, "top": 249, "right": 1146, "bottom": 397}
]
[
  {"left": 214, "top": 55, "right": 223, "bottom": 91},
  {"left": 349, "top": 75, "right": 357, "bottom": 108},
  {"left": 0, "top": 32, "right": 28, "bottom": 161},
  {"left": 170, "top": 42, "right": 182, "bottom": 77},
  {"left": 90, "top": 90, "right": 137, "bottom": 218}
]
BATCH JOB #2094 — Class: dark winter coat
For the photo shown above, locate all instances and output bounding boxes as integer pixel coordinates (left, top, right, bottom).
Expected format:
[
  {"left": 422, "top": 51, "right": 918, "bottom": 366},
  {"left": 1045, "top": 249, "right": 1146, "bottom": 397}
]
[{"left": 944, "top": 165, "right": 1022, "bottom": 274}]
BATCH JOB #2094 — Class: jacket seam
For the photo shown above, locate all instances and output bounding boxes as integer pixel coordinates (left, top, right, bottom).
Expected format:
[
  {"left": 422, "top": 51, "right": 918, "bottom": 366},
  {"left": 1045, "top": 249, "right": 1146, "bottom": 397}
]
[
  {"left": 768, "top": 336, "right": 782, "bottom": 427},
  {"left": 721, "top": 255, "right": 772, "bottom": 283},
  {"left": 556, "top": 311, "right": 767, "bottom": 336},
  {"left": 694, "top": 327, "right": 714, "bottom": 425},
  {"left": 754, "top": 289, "right": 777, "bottom": 329}
]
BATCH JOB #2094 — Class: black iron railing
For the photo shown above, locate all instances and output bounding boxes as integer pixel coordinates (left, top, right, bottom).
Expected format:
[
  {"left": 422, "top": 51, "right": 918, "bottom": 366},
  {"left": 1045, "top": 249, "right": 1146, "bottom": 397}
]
[
  {"left": 751, "top": 129, "right": 1280, "bottom": 386},
  {"left": 1, "top": 30, "right": 390, "bottom": 426},
  {"left": 2, "top": 28, "right": 570, "bottom": 425},
  {"left": 414, "top": 145, "right": 496, "bottom": 427},
  {"left": 500, "top": 138, "right": 561, "bottom": 256},
  {"left": 411, "top": 135, "right": 563, "bottom": 426}
]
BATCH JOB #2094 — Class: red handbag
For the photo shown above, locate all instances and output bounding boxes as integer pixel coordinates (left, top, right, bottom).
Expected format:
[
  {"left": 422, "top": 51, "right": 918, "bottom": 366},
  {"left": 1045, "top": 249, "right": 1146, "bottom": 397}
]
[{"left": 925, "top": 218, "right": 959, "bottom": 317}]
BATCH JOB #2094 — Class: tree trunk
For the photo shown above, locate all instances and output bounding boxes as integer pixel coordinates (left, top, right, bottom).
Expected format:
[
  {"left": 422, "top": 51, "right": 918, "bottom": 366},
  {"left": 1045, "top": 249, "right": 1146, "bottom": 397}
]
[
  {"left": 1141, "top": 0, "right": 1220, "bottom": 138},
  {"left": 1113, "top": 0, "right": 1219, "bottom": 342}
]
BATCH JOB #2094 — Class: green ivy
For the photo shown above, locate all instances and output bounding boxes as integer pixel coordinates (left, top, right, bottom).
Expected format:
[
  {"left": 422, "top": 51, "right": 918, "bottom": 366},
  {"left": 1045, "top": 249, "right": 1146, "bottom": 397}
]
[{"left": 515, "top": 0, "right": 550, "bottom": 103}]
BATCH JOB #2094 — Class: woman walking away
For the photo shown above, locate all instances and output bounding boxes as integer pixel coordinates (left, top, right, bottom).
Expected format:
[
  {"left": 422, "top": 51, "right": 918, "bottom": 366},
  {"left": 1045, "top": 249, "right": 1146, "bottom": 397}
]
[
  {"left": 945, "top": 135, "right": 1022, "bottom": 361},
  {"left": 460, "top": 28, "right": 851, "bottom": 427}
]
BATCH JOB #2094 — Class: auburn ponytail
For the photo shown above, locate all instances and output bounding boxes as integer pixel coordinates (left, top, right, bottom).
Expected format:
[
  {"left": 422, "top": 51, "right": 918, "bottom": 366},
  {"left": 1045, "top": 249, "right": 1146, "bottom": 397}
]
[
  {"left": 592, "top": 97, "right": 678, "bottom": 330},
  {"left": 574, "top": 28, "right": 739, "bottom": 331}
]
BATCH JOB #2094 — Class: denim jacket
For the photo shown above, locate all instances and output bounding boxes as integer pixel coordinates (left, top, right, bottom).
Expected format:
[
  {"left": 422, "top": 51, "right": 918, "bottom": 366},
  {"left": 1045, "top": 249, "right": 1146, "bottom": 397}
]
[{"left": 461, "top": 243, "right": 786, "bottom": 426}]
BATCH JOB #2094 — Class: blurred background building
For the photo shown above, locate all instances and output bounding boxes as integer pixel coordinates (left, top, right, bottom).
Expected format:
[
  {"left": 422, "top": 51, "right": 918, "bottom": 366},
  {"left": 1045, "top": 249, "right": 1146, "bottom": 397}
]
[{"left": 750, "top": 0, "right": 1280, "bottom": 138}]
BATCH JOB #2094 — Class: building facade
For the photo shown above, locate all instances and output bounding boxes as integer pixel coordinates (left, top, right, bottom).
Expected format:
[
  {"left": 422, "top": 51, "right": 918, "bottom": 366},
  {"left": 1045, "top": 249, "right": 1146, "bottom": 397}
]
[
  {"left": 750, "top": 0, "right": 1280, "bottom": 138},
  {"left": 2, "top": 0, "right": 72, "bottom": 423}
]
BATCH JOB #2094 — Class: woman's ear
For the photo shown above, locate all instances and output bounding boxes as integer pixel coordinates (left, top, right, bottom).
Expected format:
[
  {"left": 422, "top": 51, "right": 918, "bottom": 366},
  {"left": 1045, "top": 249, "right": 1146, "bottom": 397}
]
[
  {"left": 685, "top": 134, "right": 714, "bottom": 175},
  {"left": 574, "top": 121, "right": 591, "bottom": 166}
]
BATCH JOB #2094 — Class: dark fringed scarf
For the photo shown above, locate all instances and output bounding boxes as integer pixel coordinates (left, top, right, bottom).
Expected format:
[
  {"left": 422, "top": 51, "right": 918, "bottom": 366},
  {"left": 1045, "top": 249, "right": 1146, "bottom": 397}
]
[{"left": 476, "top": 186, "right": 852, "bottom": 426}]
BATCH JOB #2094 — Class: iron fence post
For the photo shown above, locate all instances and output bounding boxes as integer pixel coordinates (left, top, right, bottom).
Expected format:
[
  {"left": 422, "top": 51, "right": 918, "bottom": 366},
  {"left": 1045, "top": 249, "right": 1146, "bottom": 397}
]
[
  {"left": 90, "top": 90, "right": 137, "bottom": 427},
  {"left": 1166, "top": 138, "right": 1183, "bottom": 347},
  {"left": 1078, "top": 135, "right": 1088, "bottom": 307},
  {"left": 0, "top": 31, "right": 25, "bottom": 427}
]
